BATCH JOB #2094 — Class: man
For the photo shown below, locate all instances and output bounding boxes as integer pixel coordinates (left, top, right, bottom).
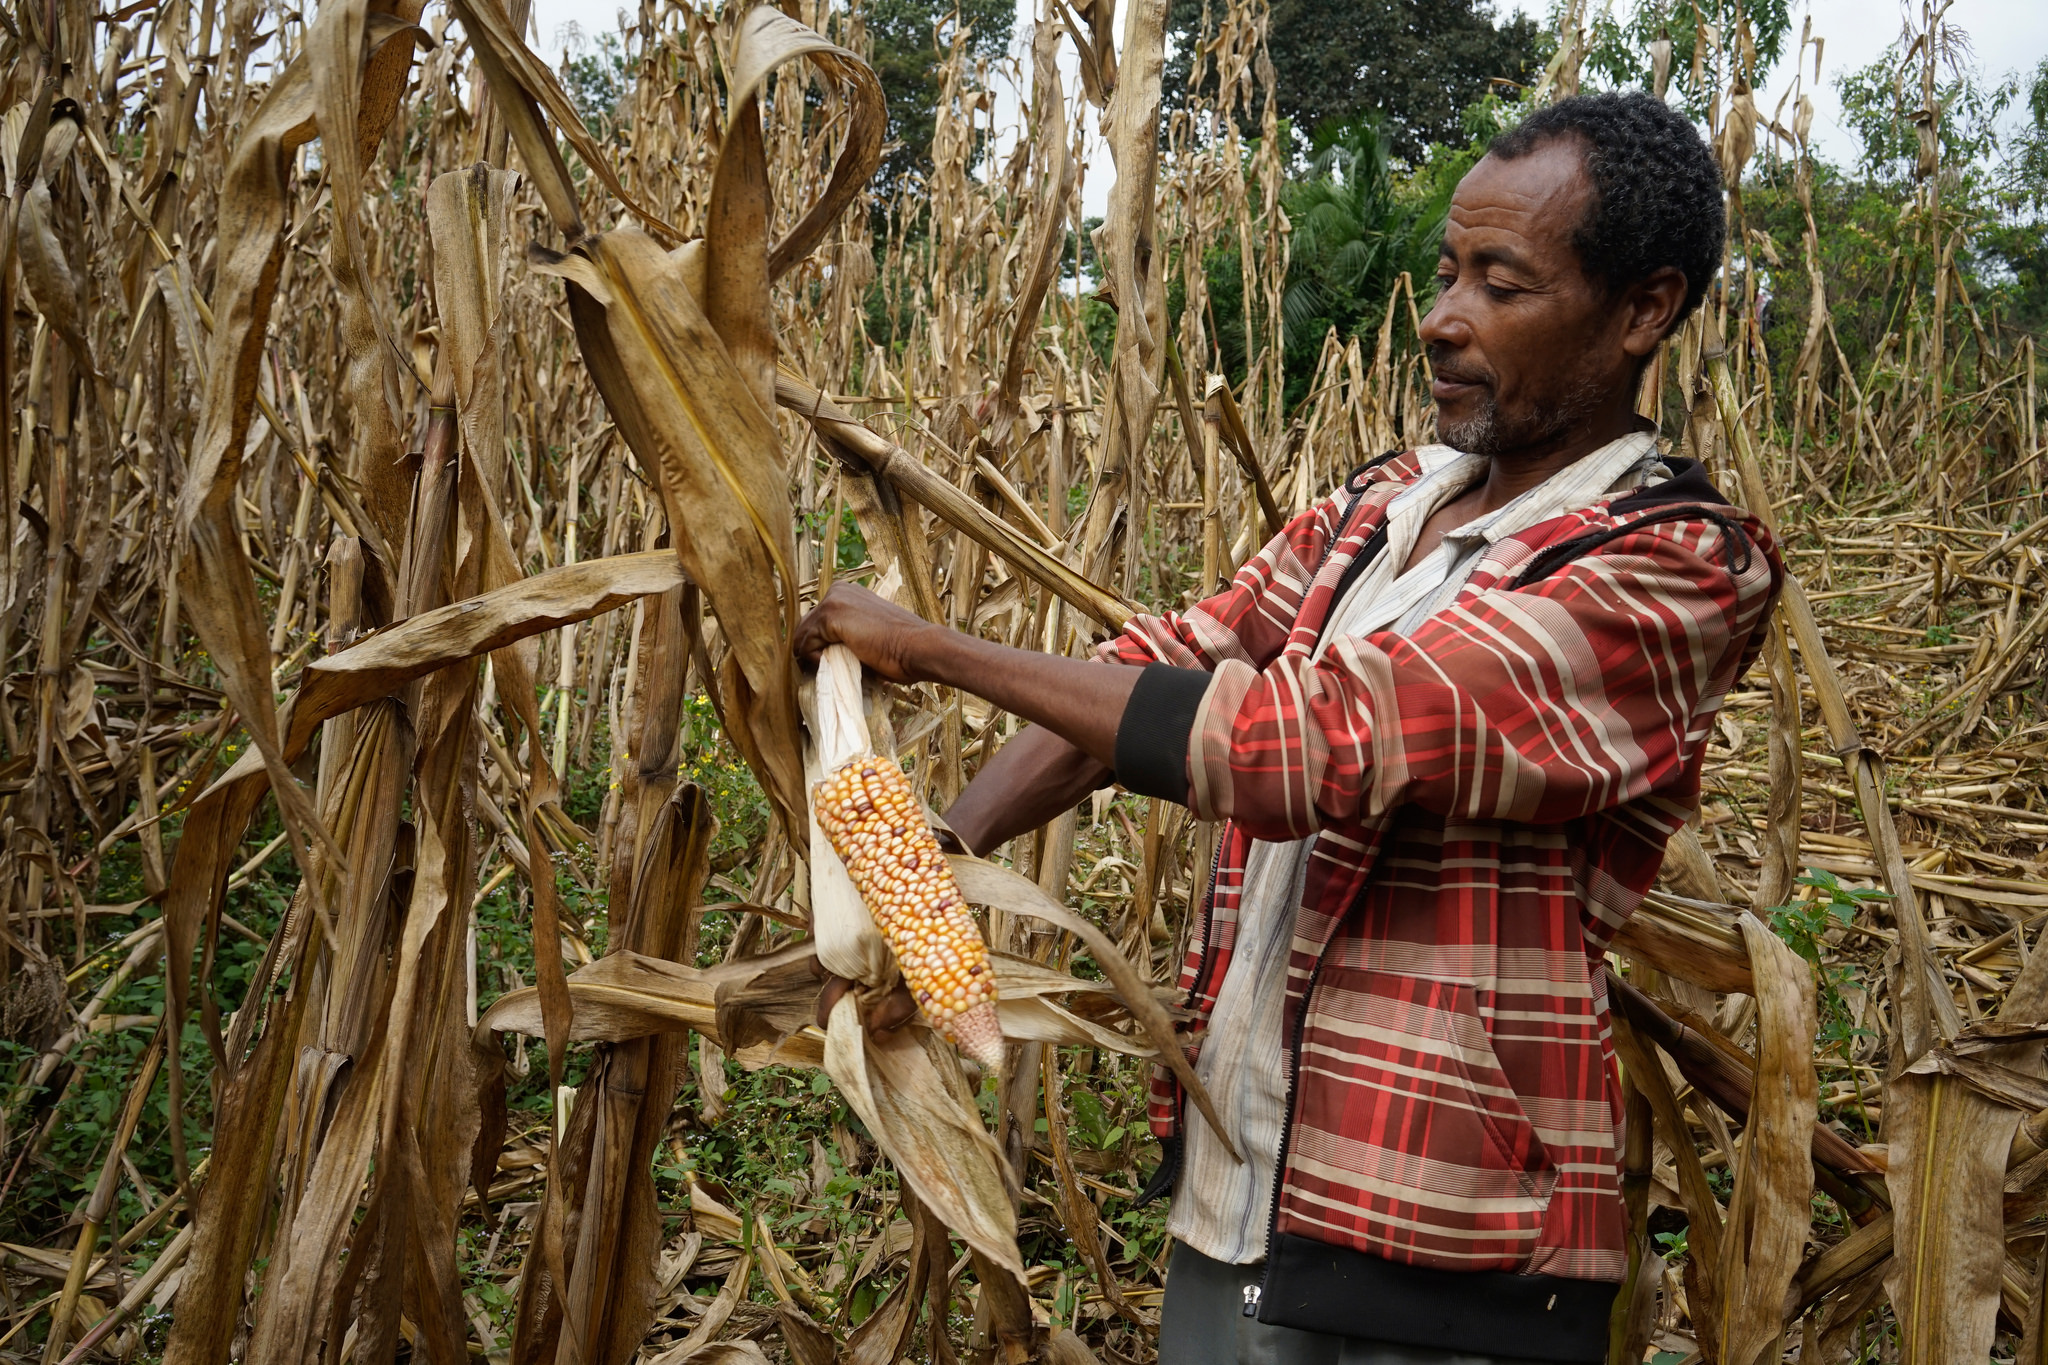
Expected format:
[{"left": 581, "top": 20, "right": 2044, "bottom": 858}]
[{"left": 796, "top": 92, "right": 1780, "bottom": 1364}]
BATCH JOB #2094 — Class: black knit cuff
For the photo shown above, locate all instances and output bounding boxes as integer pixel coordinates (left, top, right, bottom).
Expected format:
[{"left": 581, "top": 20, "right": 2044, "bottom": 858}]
[
  {"left": 1113, "top": 664, "right": 1209, "bottom": 805},
  {"left": 1133, "top": 1134, "right": 1183, "bottom": 1208}
]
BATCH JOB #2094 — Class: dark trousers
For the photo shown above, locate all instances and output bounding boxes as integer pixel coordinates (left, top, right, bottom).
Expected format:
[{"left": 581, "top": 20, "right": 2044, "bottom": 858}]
[{"left": 1157, "top": 1240, "right": 1596, "bottom": 1365}]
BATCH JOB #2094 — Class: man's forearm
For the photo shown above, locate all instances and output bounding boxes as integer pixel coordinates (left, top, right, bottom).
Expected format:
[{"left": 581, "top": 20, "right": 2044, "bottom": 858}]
[
  {"left": 906, "top": 629, "right": 1139, "bottom": 769},
  {"left": 789, "top": 583, "right": 1188, "bottom": 845},
  {"left": 940, "top": 723, "right": 1110, "bottom": 856}
]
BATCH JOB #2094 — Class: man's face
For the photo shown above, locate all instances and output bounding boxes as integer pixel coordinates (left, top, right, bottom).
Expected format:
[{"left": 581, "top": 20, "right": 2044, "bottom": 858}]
[{"left": 1421, "top": 140, "right": 1639, "bottom": 459}]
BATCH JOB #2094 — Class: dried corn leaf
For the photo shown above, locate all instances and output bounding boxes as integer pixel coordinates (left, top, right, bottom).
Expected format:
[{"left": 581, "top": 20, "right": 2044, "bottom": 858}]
[
  {"left": 534, "top": 228, "right": 805, "bottom": 839},
  {"left": 167, "top": 14, "right": 332, "bottom": 1049},
  {"left": 824, "top": 993, "right": 1027, "bottom": 1286},
  {"left": 460, "top": 3, "right": 883, "bottom": 844},
  {"left": 157, "top": 544, "right": 687, "bottom": 1159},
  {"left": 310, "top": 1, "right": 425, "bottom": 529},
  {"left": 996, "top": 995, "right": 1154, "bottom": 1055},
  {"left": 426, "top": 162, "right": 521, "bottom": 566},
  {"left": 161, "top": 978, "right": 312, "bottom": 1364},
  {"left": 947, "top": 853, "right": 1236, "bottom": 1159},
  {"left": 1713, "top": 915, "right": 1817, "bottom": 1365},
  {"left": 287, "top": 550, "right": 685, "bottom": 755},
  {"left": 1885, "top": 911, "right": 2048, "bottom": 1361},
  {"left": 527, "top": 784, "right": 714, "bottom": 1364},
  {"left": 1614, "top": 891, "right": 1754, "bottom": 995},
  {"left": 776, "top": 372, "right": 1140, "bottom": 630},
  {"left": 714, "top": 6, "right": 886, "bottom": 286},
  {"left": 444, "top": 0, "right": 680, "bottom": 241},
  {"left": 991, "top": 17, "right": 1075, "bottom": 430},
  {"left": 17, "top": 178, "right": 90, "bottom": 365},
  {"left": 477, "top": 945, "right": 813, "bottom": 1046},
  {"left": 480, "top": 941, "right": 1139, "bottom": 1071},
  {"left": 244, "top": 1021, "right": 388, "bottom": 1365},
  {"left": 1610, "top": 1008, "right": 1724, "bottom": 1318}
]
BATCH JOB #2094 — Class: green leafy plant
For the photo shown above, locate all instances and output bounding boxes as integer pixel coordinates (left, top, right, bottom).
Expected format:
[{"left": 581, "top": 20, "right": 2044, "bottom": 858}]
[{"left": 1768, "top": 869, "right": 1887, "bottom": 1063}]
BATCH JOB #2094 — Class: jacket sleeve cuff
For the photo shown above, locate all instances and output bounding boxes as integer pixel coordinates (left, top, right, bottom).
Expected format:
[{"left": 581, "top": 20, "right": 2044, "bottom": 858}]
[{"left": 1113, "top": 663, "right": 1211, "bottom": 805}]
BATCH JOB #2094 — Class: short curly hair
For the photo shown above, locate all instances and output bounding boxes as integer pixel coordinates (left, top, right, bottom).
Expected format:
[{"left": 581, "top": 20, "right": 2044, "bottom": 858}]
[{"left": 1488, "top": 92, "right": 1726, "bottom": 331}]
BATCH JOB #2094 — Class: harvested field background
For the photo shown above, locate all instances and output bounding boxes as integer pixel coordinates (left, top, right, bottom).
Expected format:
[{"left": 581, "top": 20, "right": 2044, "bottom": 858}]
[{"left": 0, "top": 0, "right": 2046, "bottom": 1361}]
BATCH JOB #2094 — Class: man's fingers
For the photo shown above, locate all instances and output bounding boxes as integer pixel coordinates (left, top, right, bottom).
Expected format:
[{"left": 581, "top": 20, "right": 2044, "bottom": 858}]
[
  {"left": 867, "top": 984, "right": 918, "bottom": 1038},
  {"left": 793, "top": 583, "right": 863, "bottom": 665},
  {"left": 813, "top": 975, "right": 853, "bottom": 1029},
  {"left": 792, "top": 604, "right": 829, "bottom": 664},
  {"left": 811, "top": 975, "right": 920, "bottom": 1040}
]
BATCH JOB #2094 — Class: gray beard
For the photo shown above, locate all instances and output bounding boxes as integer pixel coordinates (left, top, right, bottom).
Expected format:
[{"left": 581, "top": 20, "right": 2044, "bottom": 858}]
[{"left": 1437, "top": 375, "right": 1604, "bottom": 457}]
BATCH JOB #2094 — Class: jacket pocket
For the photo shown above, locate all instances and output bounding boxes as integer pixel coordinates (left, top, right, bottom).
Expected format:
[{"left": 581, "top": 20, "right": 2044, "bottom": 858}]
[
  {"left": 1282, "top": 969, "right": 1557, "bottom": 1273},
  {"left": 1427, "top": 978, "right": 1557, "bottom": 1206}
]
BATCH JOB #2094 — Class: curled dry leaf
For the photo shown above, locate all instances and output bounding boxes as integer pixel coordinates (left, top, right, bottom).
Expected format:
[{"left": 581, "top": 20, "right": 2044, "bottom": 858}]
[
  {"left": 824, "top": 993, "right": 1027, "bottom": 1287},
  {"left": 1713, "top": 915, "right": 1818, "bottom": 1365},
  {"left": 287, "top": 551, "right": 686, "bottom": 755},
  {"left": 948, "top": 853, "right": 1239, "bottom": 1160},
  {"left": 1885, "top": 901, "right": 2048, "bottom": 1362}
]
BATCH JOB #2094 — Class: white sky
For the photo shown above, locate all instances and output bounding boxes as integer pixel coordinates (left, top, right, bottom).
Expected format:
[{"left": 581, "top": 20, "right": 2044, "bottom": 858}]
[{"left": 530, "top": 0, "right": 2048, "bottom": 217}]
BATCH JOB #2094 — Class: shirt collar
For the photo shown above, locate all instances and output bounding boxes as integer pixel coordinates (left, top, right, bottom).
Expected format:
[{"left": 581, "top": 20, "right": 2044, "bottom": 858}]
[{"left": 1395, "top": 430, "right": 1662, "bottom": 546}]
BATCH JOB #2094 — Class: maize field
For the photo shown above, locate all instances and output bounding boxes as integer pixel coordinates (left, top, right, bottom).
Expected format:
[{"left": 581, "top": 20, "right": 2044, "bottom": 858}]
[{"left": 0, "top": 0, "right": 2045, "bottom": 1361}]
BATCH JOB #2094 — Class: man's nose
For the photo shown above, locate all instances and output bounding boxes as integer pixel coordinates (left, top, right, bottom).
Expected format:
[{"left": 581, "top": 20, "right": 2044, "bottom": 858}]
[{"left": 1419, "top": 281, "right": 1471, "bottom": 352}]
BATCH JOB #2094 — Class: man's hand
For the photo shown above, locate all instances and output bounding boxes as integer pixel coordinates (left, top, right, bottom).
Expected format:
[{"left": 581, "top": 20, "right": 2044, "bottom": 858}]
[
  {"left": 794, "top": 579, "right": 1142, "bottom": 780},
  {"left": 810, "top": 957, "right": 919, "bottom": 1039},
  {"left": 793, "top": 583, "right": 935, "bottom": 684}
]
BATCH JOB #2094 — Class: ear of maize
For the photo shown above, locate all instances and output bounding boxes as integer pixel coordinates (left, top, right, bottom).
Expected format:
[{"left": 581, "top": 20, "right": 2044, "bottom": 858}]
[{"left": 814, "top": 756, "right": 1004, "bottom": 1069}]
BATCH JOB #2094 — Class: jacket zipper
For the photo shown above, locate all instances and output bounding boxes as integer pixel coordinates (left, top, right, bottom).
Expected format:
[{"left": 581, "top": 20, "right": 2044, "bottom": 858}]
[
  {"left": 1186, "top": 481, "right": 1360, "bottom": 1017},
  {"left": 1252, "top": 947, "right": 1331, "bottom": 1315},
  {"left": 1198, "top": 475, "right": 1373, "bottom": 1247},
  {"left": 1182, "top": 832, "right": 1230, "bottom": 1008},
  {"left": 1241, "top": 480, "right": 1365, "bottom": 1302}
]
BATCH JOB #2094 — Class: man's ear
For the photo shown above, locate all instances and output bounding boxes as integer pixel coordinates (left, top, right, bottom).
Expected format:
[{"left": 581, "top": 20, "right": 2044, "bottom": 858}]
[{"left": 1622, "top": 266, "right": 1689, "bottom": 358}]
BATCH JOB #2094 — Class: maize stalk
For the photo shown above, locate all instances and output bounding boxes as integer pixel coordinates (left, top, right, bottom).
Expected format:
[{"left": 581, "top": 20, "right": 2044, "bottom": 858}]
[{"left": 814, "top": 757, "right": 1004, "bottom": 1069}]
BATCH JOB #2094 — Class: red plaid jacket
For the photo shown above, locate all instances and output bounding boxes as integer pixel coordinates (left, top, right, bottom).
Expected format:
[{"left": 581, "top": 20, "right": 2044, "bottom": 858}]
[{"left": 1109, "top": 451, "right": 1780, "bottom": 1302}]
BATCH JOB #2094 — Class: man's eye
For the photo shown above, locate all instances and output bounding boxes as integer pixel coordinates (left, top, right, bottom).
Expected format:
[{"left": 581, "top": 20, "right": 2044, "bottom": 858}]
[{"left": 1484, "top": 282, "right": 1518, "bottom": 300}]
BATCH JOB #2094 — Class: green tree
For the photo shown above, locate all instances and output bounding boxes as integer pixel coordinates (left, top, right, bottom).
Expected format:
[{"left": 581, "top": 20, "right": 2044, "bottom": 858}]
[
  {"left": 1164, "top": 0, "right": 1541, "bottom": 163},
  {"left": 2008, "top": 56, "right": 2048, "bottom": 206},
  {"left": 1835, "top": 45, "right": 2011, "bottom": 192},
  {"left": 558, "top": 25, "right": 629, "bottom": 140},
  {"left": 1583, "top": 0, "right": 1793, "bottom": 116},
  {"left": 1731, "top": 40, "right": 2046, "bottom": 447},
  {"left": 1199, "top": 118, "right": 1467, "bottom": 412},
  {"left": 1832, "top": 42, "right": 2047, "bottom": 336},
  {"left": 1983, "top": 58, "right": 2048, "bottom": 336},
  {"left": 1283, "top": 122, "right": 1449, "bottom": 361},
  {"left": 865, "top": 0, "right": 1016, "bottom": 210}
]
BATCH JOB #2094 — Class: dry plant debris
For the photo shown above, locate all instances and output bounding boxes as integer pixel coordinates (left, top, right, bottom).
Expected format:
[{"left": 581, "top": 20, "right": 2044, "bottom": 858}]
[{"left": 0, "top": 0, "right": 2043, "bottom": 1362}]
